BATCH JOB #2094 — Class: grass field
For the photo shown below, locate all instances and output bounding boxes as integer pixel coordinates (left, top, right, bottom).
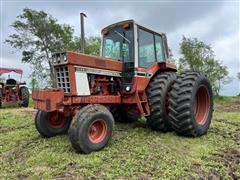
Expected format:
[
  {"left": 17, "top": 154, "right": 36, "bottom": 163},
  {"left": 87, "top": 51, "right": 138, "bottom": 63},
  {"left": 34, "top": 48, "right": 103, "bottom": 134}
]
[{"left": 0, "top": 97, "right": 239, "bottom": 179}]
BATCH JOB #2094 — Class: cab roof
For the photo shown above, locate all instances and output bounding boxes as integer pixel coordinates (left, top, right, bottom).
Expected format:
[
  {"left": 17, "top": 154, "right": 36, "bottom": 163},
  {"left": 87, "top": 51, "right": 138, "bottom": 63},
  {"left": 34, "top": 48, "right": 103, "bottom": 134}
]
[{"left": 101, "top": 19, "right": 165, "bottom": 36}]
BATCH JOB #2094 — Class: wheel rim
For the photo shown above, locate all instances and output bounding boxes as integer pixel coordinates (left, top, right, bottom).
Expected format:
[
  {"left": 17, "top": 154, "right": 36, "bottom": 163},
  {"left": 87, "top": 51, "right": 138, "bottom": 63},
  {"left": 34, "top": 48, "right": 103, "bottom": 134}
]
[
  {"left": 48, "top": 112, "right": 66, "bottom": 129},
  {"left": 88, "top": 119, "right": 107, "bottom": 144},
  {"left": 194, "top": 85, "right": 210, "bottom": 125}
]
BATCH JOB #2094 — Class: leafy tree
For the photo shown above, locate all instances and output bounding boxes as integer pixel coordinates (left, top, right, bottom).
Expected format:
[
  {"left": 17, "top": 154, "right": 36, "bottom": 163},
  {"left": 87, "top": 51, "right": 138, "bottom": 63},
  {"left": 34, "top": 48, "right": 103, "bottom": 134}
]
[
  {"left": 70, "top": 36, "right": 101, "bottom": 56},
  {"left": 5, "top": 8, "right": 74, "bottom": 87},
  {"left": 30, "top": 77, "right": 39, "bottom": 90},
  {"left": 167, "top": 48, "right": 176, "bottom": 64},
  {"left": 179, "top": 36, "right": 230, "bottom": 96}
]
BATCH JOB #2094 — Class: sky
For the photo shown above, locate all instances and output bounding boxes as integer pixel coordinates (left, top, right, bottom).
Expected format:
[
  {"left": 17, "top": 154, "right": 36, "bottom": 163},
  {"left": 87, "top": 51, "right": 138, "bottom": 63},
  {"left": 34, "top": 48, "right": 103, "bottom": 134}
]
[{"left": 0, "top": 0, "right": 239, "bottom": 95}]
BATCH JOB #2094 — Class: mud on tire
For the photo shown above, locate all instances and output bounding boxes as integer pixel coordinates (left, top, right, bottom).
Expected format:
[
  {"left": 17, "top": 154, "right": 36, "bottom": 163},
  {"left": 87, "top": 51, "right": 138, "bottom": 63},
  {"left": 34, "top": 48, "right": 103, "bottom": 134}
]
[
  {"left": 68, "top": 104, "right": 114, "bottom": 154},
  {"left": 146, "top": 72, "right": 177, "bottom": 132},
  {"left": 169, "top": 71, "right": 214, "bottom": 136}
]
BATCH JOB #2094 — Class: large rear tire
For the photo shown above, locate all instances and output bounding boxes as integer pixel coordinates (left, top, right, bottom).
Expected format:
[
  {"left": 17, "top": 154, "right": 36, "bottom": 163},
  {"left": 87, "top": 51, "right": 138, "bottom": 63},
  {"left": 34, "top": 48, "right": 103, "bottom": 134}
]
[
  {"left": 69, "top": 104, "right": 114, "bottom": 154},
  {"left": 169, "top": 71, "right": 213, "bottom": 136},
  {"left": 146, "top": 72, "right": 177, "bottom": 132},
  {"left": 20, "top": 86, "right": 29, "bottom": 107},
  {"left": 35, "top": 110, "right": 72, "bottom": 137}
]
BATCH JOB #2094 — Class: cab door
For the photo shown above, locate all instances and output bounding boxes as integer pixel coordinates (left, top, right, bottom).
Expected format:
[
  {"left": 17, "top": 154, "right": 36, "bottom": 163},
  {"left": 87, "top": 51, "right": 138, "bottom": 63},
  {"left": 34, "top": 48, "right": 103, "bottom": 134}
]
[{"left": 138, "top": 27, "right": 166, "bottom": 68}]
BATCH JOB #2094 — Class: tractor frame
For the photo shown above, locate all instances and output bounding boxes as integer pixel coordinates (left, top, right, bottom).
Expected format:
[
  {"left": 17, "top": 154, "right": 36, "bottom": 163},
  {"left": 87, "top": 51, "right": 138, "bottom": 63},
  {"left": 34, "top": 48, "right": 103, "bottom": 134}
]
[{"left": 32, "top": 19, "right": 213, "bottom": 154}]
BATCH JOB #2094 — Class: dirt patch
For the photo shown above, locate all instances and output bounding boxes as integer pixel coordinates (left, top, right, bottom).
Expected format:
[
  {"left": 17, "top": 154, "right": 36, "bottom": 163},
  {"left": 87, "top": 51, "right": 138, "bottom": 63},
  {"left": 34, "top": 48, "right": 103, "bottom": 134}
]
[
  {"left": 215, "top": 101, "right": 240, "bottom": 112},
  {"left": 34, "top": 166, "right": 49, "bottom": 174},
  {"left": 0, "top": 124, "right": 34, "bottom": 134},
  {"left": 209, "top": 126, "right": 240, "bottom": 145},
  {"left": 0, "top": 107, "right": 37, "bottom": 115},
  {"left": 134, "top": 172, "right": 152, "bottom": 180},
  {"left": 212, "top": 149, "right": 240, "bottom": 179},
  {"left": 192, "top": 149, "right": 240, "bottom": 179},
  {"left": 55, "top": 172, "right": 83, "bottom": 180},
  {"left": 55, "top": 162, "right": 83, "bottom": 180},
  {"left": 16, "top": 173, "right": 29, "bottom": 179}
]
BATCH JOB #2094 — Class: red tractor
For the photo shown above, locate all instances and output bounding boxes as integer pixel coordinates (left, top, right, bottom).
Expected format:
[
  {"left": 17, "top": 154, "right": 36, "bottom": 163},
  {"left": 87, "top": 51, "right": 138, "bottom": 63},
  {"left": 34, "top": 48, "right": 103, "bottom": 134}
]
[
  {"left": 0, "top": 68, "right": 29, "bottom": 108},
  {"left": 32, "top": 18, "right": 213, "bottom": 154}
]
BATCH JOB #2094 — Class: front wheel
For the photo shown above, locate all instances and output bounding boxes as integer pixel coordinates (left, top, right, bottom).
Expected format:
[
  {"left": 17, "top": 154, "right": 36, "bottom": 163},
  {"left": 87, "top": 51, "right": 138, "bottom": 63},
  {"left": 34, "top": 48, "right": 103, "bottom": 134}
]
[
  {"left": 169, "top": 71, "right": 214, "bottom": 136},
  {"left": 35, "top": 110, "right": 72, "bottom": 137},
  {"left": 68, "top": 104, "right": 114, "bottom": 154},
  {"left": 20, "top": 86, "right": 29, "bottom": 107}
]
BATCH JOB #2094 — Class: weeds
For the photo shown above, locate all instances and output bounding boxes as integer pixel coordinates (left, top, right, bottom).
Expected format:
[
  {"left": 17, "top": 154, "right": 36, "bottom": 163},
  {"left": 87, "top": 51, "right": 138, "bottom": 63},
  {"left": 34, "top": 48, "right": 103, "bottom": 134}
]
[{"left": 0, "top": 97, "right": 239, "bottom": 179}]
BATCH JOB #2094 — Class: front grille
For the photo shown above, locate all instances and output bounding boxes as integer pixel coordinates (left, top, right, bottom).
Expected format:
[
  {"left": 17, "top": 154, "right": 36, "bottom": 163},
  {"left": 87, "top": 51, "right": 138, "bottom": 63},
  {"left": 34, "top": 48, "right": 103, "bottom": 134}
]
[{"left": 55, "top": 66, "right": 70, "bottom": 93}]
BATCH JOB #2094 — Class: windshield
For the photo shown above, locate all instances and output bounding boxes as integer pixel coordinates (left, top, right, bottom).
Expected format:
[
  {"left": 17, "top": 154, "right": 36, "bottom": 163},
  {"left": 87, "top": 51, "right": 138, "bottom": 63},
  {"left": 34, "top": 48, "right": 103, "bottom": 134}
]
[{"left": 102, "top": 24, "right": 134, "bottom": 62}]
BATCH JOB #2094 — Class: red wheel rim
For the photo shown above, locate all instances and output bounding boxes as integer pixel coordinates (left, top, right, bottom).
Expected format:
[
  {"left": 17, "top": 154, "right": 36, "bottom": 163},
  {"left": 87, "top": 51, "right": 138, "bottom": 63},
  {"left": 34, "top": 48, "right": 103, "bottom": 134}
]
[
  {"left": 194, "top": 86, "right": 210, "bottom": 125},
  {"left": 88, "top": 119, "right": 107, "bottom": 144},
  {"left": 48, "top": 112, "right": 66, "bottom": 129}
]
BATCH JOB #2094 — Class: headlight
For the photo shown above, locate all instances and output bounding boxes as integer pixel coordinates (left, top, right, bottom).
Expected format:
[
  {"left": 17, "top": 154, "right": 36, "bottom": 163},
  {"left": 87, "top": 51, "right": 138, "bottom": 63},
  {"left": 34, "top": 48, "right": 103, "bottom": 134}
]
[
  {"left": 63, "top": 54, "right": 67, "bottom": 62},
  {"left": 52, "top": 52, "right": 67, "bottom": 64}
]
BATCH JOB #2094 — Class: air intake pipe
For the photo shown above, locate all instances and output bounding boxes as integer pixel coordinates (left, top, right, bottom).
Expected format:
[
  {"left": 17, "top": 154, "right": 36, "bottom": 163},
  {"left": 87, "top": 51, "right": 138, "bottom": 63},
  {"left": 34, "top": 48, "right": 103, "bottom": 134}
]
[{"left": 80, "top": 12, "right": 87, "bottom": 53}]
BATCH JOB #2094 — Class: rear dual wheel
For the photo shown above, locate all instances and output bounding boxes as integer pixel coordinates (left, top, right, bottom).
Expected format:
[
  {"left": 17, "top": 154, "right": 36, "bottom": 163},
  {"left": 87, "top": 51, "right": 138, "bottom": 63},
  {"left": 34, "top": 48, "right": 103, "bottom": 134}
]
[
  {"left": 146, "top": 71, "right": 213, "bottom": 136},
  {"left": 146, "top": 72, "right": 177, "bottom": 131},
  {"left": 169, "top": 71, "right": 214, "bottom": 136}
]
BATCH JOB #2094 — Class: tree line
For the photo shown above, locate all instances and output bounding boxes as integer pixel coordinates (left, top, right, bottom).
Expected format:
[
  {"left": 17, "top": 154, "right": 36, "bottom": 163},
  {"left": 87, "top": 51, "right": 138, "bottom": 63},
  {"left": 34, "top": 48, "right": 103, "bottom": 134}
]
[{"left": 5, "top": 8, "right": 238, "bottom": 96}]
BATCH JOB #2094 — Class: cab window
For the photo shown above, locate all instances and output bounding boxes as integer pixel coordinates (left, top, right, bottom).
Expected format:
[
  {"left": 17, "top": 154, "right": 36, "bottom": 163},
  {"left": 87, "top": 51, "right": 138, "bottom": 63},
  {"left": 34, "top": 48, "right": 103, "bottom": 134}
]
[
  {"left": 102, "top": 25, "right": 134, "bottom": 62},
  {"left": 138, "top": 28, "right": 155, "bottom": 68},
  {"left": 155, "top": 35, "right": 165, "bottom": 62}
]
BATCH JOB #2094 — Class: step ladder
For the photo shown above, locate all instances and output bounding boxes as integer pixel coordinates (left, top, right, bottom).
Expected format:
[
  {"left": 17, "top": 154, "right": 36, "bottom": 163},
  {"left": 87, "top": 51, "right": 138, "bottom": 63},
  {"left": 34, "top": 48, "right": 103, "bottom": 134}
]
[{"left": 136, "top": 91, "right": 150, "bottom": 116}]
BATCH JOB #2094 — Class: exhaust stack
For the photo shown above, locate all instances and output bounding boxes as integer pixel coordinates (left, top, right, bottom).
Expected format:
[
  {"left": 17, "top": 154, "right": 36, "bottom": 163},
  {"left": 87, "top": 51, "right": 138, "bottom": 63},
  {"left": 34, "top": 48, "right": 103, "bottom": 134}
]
[{"left": 80, "top": 13, "right": 87, "bottom": 53}]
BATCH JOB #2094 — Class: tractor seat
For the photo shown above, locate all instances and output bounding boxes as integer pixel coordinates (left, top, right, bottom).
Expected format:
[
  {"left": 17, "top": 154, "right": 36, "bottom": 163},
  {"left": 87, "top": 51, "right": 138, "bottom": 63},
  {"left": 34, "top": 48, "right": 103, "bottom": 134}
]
[{"left": 6, "top": 79, "right": 17, "bottom": 86}]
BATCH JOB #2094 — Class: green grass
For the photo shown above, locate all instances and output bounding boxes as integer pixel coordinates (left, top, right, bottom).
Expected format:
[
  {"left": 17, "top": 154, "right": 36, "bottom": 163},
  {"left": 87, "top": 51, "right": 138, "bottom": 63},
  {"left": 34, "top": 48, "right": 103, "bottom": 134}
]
[
  {"left": 0, "top": 97, "right": 239, "bottom": 179},
  {"left": 214, "top": 96, "right": 240, "bottom": 105}
]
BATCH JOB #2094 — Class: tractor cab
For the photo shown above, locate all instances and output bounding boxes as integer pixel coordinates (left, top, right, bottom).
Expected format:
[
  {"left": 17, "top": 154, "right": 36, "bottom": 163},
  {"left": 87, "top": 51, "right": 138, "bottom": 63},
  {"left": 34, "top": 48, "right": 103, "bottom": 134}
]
[
  {"left": 101, "top": 20, "right": 170, "bottom": 92},
  {"left": 101, "top": 20, "right": 169, "bottom": 66}
]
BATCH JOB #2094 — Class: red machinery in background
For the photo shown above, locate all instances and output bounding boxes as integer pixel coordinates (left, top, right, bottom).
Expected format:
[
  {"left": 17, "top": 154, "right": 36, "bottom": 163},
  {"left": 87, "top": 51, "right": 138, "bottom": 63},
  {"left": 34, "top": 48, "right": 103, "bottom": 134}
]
[{"left": 0, "top": 67, "right": 29, "bottom": 107}]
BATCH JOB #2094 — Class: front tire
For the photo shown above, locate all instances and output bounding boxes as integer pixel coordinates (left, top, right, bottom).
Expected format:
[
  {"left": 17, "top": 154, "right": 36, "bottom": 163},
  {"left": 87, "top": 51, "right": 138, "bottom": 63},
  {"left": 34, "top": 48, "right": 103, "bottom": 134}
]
[
  {"left": 69, "top": 104, "right": 114, "bottom": 154},
  {"left": 20, "top": 86, "right": 29, "bottom": 107},
  {"left": 146, "top": 72, "right": 177, "bottom": 132},
  {"left": 35, "top": 110, "right": 72, "bottom": 137},
  {"left": 169, "top": 71, "right": 214, "bottom": 136}
]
